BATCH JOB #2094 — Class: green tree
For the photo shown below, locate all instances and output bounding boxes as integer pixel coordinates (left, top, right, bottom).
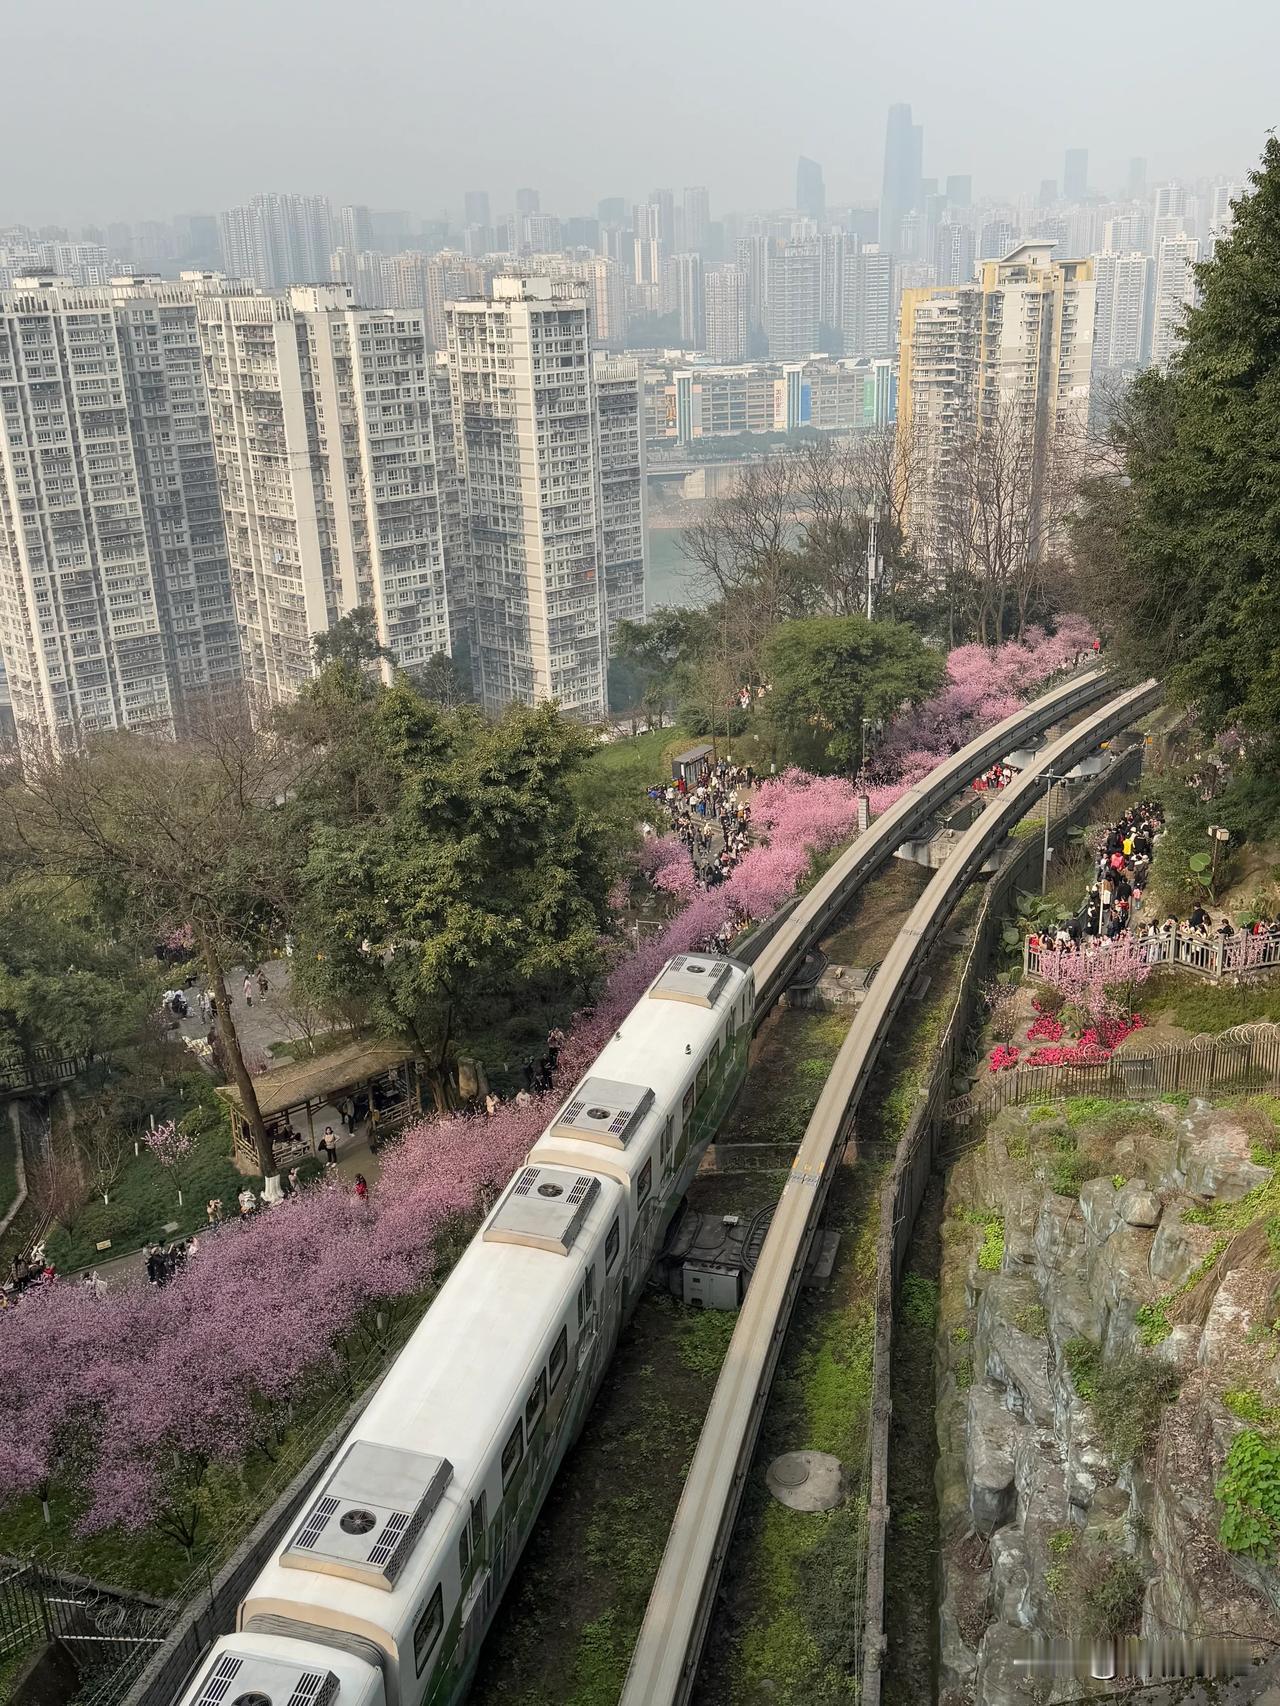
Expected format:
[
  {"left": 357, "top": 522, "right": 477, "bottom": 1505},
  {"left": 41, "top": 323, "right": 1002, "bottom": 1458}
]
[
  {"left": 1072, "top": 138, "right": 1280, "bottom": 743},
  {"left": 3, "top": 716, "right": 300, "bottom": 1177},
  {"left": 312, "top": 606, "right": 391, "bottom": 670},
  {"left": 611, "top": 608, "right": 711, "bottom": 726},
  {"left": 765, "top": 615, "right": 945, "bottom": 771},
  {"left": 0, "top": 871, "right": 156, "bottom": 1066},
  {"left": 290, "top": 687, "right": 615, "bottom": 1106}
]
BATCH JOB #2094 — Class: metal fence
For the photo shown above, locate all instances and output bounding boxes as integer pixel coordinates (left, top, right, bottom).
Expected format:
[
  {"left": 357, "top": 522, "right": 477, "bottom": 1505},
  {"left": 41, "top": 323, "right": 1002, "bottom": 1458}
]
[
  {"left": 0, "top": 1559, "right": 171, "bottom": 1706},
  {"left": 946, "top": 1020, "right": 1280, "bottom": 1132},
  {"left": 1025, "top": 932, "right": 1280, "bottom": 984},
  {"left": 0, "top": 1048, "right": 92, "bottom": 1097}
]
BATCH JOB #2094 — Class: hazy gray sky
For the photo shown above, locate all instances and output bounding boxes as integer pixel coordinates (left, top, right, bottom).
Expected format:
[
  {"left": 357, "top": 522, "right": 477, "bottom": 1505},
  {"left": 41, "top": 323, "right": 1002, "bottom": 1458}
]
[{"left": 2, "top": 0, "right": 1274, "bottom": 226}]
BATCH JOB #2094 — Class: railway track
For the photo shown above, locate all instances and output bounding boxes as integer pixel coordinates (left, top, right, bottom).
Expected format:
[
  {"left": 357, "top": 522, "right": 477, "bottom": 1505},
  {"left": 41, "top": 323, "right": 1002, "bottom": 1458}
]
[{"left": 619, "top": 676, "right": 1161, "bottom": 1706}]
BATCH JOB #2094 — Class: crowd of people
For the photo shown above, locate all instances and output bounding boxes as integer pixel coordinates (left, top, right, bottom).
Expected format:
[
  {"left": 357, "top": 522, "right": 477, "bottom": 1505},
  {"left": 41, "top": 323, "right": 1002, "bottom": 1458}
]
[
  {"left": 973, "top": 763, "right": 1015, "bottom": 794},
  {"left": 644, "top": 758, "right": 756, "bottom": 892}
]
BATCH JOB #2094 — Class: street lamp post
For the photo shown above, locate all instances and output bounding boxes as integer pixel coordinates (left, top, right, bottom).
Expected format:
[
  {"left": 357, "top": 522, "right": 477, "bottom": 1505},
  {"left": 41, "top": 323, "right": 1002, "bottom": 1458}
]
[
  {"left": 865, "top": 504, "right": 880, "bottom": 621},
  {"left": 1041, "top": 772, "right": 1073, "bottom": 892}
]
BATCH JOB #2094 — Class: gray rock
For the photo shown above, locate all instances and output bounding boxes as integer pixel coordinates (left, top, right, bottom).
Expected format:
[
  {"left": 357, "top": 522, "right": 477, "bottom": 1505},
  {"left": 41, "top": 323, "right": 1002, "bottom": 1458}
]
[
  {"left": 1149, "top": 1207, "right": 1208, "bottom": 1289},
  {"left": 1117, "top": 1180, "right": 1162, "bottom": 1227},
  {"left": 939, "top": 1573, "right": 982, "bottom": 1694},
  {"left": 1088, "top": 1223, "right": 1157, "bottom": 1316},
  {"left": 1035, "top": 1192, "right": 1087, "bottom": 1276},
  {"left": 1174, "top": 1104, "right": 1272, "bottom": 1202},
  {"left": 1198, "top": 1267, "right": 1256, "bottom": 1371},
  {"left": 990, "top": 1527, "right": 1034, "bottom": 1627},
  {"left": 968, "top": 1385, "right": 1023, "bottom": 1533},
  {"left": 937, "top": 1447, "right": 972, "bottom": 1545},
  {"left": 974, "top": 1619, "right": 1042, "bottom": 1706},
  {"left": 1080, "top": 1176, "right": 1120, "bottom": 1244},
  {"left": 978, "top": 1274, "right": 1055, "bottom": 1425},
  {"left": 1046, "top": 1273, "right": 1107, "bottom": 1355},
  {"left": 1083, "top": 1481, "right": 1130, "bottom": 1549},
  {"left": 1153, "top": 1322, "right": 1201, "bottom": 1374}
]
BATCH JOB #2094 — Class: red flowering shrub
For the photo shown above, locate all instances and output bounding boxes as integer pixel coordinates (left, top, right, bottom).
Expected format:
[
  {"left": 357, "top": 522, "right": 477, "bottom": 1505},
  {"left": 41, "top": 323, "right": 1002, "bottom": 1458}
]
[
  {"left": 989, "top": 1043, "right": 1021, "bottom": 1072},
  {"left": 1026, "top": 1014, "right": 1064, "bottom": 1043}
]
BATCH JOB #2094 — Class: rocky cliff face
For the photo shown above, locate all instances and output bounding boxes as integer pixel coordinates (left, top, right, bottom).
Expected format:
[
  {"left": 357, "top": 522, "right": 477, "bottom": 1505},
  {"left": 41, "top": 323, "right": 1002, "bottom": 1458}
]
[{"left": 936, "top": 1098, "right": 1280, "bottom": 1706}]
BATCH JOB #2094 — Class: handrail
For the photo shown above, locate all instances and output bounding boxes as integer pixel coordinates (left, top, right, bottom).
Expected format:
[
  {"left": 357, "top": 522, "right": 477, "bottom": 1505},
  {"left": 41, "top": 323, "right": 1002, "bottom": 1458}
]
[{"left": 619, "top": 677, "right": 1161, "bottom": 1706}]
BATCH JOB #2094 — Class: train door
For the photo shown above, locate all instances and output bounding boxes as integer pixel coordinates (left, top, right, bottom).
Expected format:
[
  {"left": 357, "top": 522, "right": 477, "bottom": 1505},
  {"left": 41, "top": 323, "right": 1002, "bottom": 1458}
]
[{"left": 460, "top": 1494, "right": 491, "bottom": 1657}]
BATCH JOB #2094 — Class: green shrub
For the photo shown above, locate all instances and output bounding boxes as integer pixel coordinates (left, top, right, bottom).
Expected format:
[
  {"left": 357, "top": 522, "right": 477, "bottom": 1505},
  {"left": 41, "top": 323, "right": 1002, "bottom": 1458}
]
[
  {"left": 950, "top": 1324, "right": 969, "bottom": 1346},
  {"left": 1092, "top": 1353, "right": 1180, "bottom": 1465},
  {"left": 1065, "top": 1096, "right": 1120, "bottom": 1128},
  {"left": 1049, "top": 1152, "right": 1095, "bottom": 1198},
  {"left": 978, "top": 1218, "right": 1004, "bottom": 1272},
  {"left": 1045, "top": 1533, "right": 1147, "bottom": 1638},
  {"left": 74, "top": 1199, "right": 140, "bottom": 1246},
  {"left": 1064, "top": 1337, "right": 1099, "bottom": 1402},
  {"left": 1112, "top": 1174, "right": 1127, "bottom": 1190},
  {"left": 1216, "top": 1430, "right": 1280, "bottom": 1561},
  {"left": 1007, "top": 1132, "right": 1030, "bottom": 1160},
  {"left": 1034, "top": 986, "right": 1066, "bottom": 1017},
  {"left": 1223, "top": 1387, "right": 1270, "bottom": 1424},
  {"left": 1136, "top": 1298, "right": 1172, "bottom": 1345},
  {"left": 1030, "top": 1104, "right": 1059, "bottom": 1123},
  {"left": 901, "top": 1274, "right": 938, "bottom": 1334},
  {"left": 955, "top": 1357, "right": 973, "bottom": 1391}
]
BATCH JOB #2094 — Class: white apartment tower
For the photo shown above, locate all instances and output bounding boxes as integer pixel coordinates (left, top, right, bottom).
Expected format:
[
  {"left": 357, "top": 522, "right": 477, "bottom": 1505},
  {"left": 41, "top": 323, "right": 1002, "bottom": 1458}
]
[
  {"left": 842, "top": 248, "right": 897, "bottom": 357},
  {"left": 0, "top": 273, "right": 241, "bottom": 753},
  {"left": 1092, "top": 250, "right": 1154, "bottom": 376},
  {"left": 217, "top": 195, "right": 333, "bottom": 289},
  {"left": 445, "top": 279, "right": 623, "bottom": 719},
  {"left": 1150, "top": 235, "right": 1199, "bottom": 369},
  {"left": 765, "top": 242, "right": 820, "bottom": 362},
  {"left": 898, "top": 242, "right": 1096, "bottom": 566},
  {"left": 705, "top": 267, "right": 748, "bottom": 363},
  {"left": 593, "top": 355, "right": 647, "bottom": 634},
  {"left": 197, "top": 284, "right": 457, "bottom": 702},
  {"left": 663, "top": 253, "right": 705, "bottom": 347}
]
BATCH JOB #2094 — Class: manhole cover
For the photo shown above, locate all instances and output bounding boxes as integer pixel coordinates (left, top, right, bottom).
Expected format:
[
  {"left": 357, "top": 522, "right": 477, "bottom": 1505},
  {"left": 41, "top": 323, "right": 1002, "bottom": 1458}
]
[{"left": 766, "top": 1450, "right": 844, "bottom": 1511}]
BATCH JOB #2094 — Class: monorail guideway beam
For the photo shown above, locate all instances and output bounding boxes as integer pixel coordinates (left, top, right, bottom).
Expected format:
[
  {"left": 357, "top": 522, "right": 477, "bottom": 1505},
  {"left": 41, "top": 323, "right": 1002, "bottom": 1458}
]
[{"left": 619, "top": 677, "right": 1161, "bottom": 1706}]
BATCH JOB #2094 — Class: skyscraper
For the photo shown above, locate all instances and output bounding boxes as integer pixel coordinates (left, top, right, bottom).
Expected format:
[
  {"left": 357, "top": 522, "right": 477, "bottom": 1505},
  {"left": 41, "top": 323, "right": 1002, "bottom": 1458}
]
[
  {"left": 597, "top": 197, "right": 627, "bottom": 226},
  {"left": 1063, "top": 149, "right": 1089, "bottom": 201},
  {"left": 633, "top": 204, "right": 663, "bottom": 286},
  {"left": 945, "top": 175, "right": 973, "bottom": 208},
  {"left": 1091, "top": 251, "right": 1154, "bottom": 375},
  {"left": 765, "top": 243, "right": 821, "bottom": 361},
  {"left": 1150, "top": 235, "right": 1200, "bottom": 368},
  {"left": 934, "top": 221, "right": 976, "bottom": 287},
  {"left": 337, "top": 205, "right": 374, "bottom": 254},
  {"left": 217, "top": 194, "right": 332, "bottom": 288},
  {"left": 0, "top": 273, "right": 242, "bottom": 752},
  {"left": 592, "top": 355, "right": 647, "bottom": 635},
  {"left": 445, "top": 278, "right": 614, "bottom": 718},
  {"left": 648, "top": 189, "right": 677, "bottom": 258},
  {"left": 663, "top": 253, "right": 705, "bottom": 347},
  {"left": 198, "top": 284, "right": 457, "bottom": 701},
  {"left": 463, "top": 190, "right": 491, "bottom": 229},
  {"left": 515, "top": 188, "right": 541, "bottom": 217},
  {"left": 880, "top": 103, "right": 923, "bottom": 258},
  {"left": 705, "top": 266, "right": 748, "bottom": 363},
  {"left": 1127, "top": 158, "right": 1147, "bottom": 198},
  {"left": 682, "top": 188, "right": 711, "bottom": 257},
  {"left": 842, "top": 248, "right": 897, "bottom": 357},
  {"left": 898, "top": 242, "right": 1096, "bottom": 565},
  {"left": 796, "top": 157, "right": 826, "bottom": 224}
]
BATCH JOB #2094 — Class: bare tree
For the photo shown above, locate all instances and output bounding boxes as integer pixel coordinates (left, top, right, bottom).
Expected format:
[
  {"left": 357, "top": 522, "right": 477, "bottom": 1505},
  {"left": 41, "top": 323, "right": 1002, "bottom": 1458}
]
[
  {"left": 28, "top": 1144, "right": 84, "bottom": 1234},
  {"left": 4, "top": 709, "right": 305, "bottom": 1180},
  {"left": 681, "top": 457, "right": 810, "bottom": 638},
  {"left": 74, "top": 1100, "right": 133, "bottom": 1204}
]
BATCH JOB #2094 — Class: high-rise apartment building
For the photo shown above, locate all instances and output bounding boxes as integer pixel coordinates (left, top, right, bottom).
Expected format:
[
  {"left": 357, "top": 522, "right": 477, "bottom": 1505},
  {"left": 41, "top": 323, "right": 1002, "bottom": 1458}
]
[
  {"left": 880, "top": 103, "right": 923, "bottom": 257},
  {"left": 705, "top": 267, "right": 749, "bottom": 363},
  {"left": 765, "top": 242, "right": 820, "bottom": 361},
  {"left": 598, "top": 197, "right": 627, "bottom": 227},
  {"left": 633, "top": 205, "right": 663, "bottom": 287},
  {"left": 898, "top": 241, "right": 1095, "bottom": 566},
  {"left": 593, "top": 355, "right": 646, "bottom": 635},
  {"left": 796, "top": 157, "right": 826, "bottom": 224},
  {"left": 515, "top": 189, "right": 541, "bottom": 217},
  {"left": 1091, "top": 251, "right": 1154, "bottom": 377},
  {"left": 197, "top": 284, "right": 456, "bottom": 701},
  {"left": 444, "top": 279, "right": 615, "bottom": 718},
  {"left": 337, "top": 206, "right": 374, "bottom": 255},
  {"left": 1128, "top": 158, "right": 1147, "bottom": 198},
  {"left": 424, "top": 251, "right": 486, "bottom": 348},
  {"left": 330, "top": 247, "right": 393, "bottom": 308},
  {"left": 945, "top": 175, "right": 973, "bottom": 208},
  {"left": 1207, "top": 182, "right": 1242, "bottom": 256},
  {"left": 217, "top": 194, "right": 332, "bottom": 288},
  {"left": 0, "top": 273, "right": 241, "bottom": 751},
  {"left": 980, "top": 219, "right": 1019, "bottom": 263},
  {"left": 463, "top": 191, "right": 491, "bottom": 230},
  {"left": 842, "top": 247, "right": 897, "bottom": 357},
  {"left": 1063, "top": 149, "right": 1089, "bottom": 201},
  {"left": 663, "top": 253, "right": 705, "bottom": 347},
  {"left": 934, "top": 220, "right": 976, "bottom": 287},
  {"left": 1150, "top": 235, "right": 1199, "bottom": 369},
  {"left": 648, "top": 190, "right": 677, "bottom": 258},
  {"left": 817, "top": 233, "right": 846, "bottom": 338},
  {"left": 682, "top": 188, "right": 711, "bottom": 257}
]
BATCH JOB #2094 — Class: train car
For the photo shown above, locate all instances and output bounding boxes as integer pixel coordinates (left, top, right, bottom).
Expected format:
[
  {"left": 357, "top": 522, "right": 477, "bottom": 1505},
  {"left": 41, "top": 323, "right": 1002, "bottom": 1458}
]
[{"left": 173, "top": 953, "right": 754, "bottom": 1706}]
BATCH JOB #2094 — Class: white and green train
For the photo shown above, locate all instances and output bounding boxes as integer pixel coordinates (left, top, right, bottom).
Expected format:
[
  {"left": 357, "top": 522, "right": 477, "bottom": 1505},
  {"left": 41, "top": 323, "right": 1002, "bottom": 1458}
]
[{"left": 178, "top": 952, "right": 754, "bottom": 1706}]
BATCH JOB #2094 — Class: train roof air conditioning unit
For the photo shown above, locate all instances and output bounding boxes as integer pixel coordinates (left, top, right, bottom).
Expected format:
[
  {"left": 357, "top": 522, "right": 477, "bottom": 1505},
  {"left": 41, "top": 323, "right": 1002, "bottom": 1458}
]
[
  {"left": 483, "top": 1165, "right": 600, "bottom": 1256},
  {"left": 650, "top": 953, "right": 733, "bottom": 1007},
  {"left": 552, "top": 1077, "right": 653, "bottom": 1148},
  {"left": 281, "top": 1442, "right": 451, "bottom": 1590},
  {"left": 193, "top": 1650, "right": 339, "bottom": 1706}
]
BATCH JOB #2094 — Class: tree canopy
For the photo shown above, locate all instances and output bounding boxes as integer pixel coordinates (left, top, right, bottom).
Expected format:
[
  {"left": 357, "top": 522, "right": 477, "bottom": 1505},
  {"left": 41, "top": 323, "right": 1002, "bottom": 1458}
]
[
  {"left": 1073, "top": 137, "right": 1280, "bottom": 745},
  {"left": 765, "top": 615, "right": 946, "bottom": 771}
]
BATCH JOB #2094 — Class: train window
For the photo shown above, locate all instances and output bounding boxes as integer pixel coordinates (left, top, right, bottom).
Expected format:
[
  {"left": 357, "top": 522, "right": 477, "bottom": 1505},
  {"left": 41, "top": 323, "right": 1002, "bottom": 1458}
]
[
  {"left": 584, "top": 1262, "right": 595, "bottom": 1309},
  {"left": 501, "top": 1419, "right": 524, "bottom": 1489},
  {"left": 458, "top": 1526, "right": 470, "bottom": 1577},
  {"left": 549, "top": 1326, "right": 568, "bottom": 1392},
  {"left": 470, "top": 1493, "right": 486, "bottom": 1552},
  {"left": 710, "top": 1037, "right": 721, "bottom": 1072},
  {"left": 638, "top": 1159, "right": 652, "bottom": 1206},
  {"left": 660, "top": 1115, "right": 673, "bottom": 1165},
  {"left": 576, "top": 1282, "right": 585, "bottom": 1330},
  {"left": 741, "top": 993, "right": 750, "bottom": 1024},
  {"left": 525, "top": 1371, "right": 547, "bottom": 1433},
  {"left": 605, "top": 1217, "right": 620, "bottom": 1271},
  {"left": 413, "top": 1584, "right": 444, "bottom": 1675},
  {"left": 726, "top": 1012, "right": 736, "bottom": 1044},
  {"left": 682, "top": 1085, "right": 694, "bottom": 1121},
  {"left": 696, "top": 1061, "right": 708, "bottom": 1101}
]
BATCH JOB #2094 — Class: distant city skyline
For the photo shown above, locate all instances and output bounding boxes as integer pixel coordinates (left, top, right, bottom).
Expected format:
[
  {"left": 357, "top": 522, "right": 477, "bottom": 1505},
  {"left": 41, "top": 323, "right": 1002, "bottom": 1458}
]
[{"left": 0, "top": 0, "right": 1273, "bottom": 226}]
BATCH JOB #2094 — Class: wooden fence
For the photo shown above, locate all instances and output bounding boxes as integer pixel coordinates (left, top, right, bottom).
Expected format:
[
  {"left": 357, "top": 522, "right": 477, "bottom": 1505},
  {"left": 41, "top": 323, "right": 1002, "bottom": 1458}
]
[
  {"left": 1025, "top": 932, "right": 1280, "bottom": 984},
  {"left": 945, "top": 1021, "right": 1280, "bottom": 1132}
]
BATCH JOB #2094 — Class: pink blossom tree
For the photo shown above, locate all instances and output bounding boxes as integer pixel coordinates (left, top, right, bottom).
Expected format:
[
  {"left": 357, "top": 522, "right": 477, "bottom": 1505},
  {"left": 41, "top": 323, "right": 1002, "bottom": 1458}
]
[
  {"left": 1034, "top": 935, "right": 1152, "bottom": 1025},
  {"left": 142, "top": 1119, "right": 194, "bottom": 1207}
]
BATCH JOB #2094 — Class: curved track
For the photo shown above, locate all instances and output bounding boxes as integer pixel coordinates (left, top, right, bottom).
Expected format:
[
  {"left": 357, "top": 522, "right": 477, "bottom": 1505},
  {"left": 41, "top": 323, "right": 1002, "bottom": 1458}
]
[
  {"left": 621, "top": 676, "right": 1161, "bottom": 1706},
  {"left": 747, "top": 664, "right": 1112, "bottom": 1016}
]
